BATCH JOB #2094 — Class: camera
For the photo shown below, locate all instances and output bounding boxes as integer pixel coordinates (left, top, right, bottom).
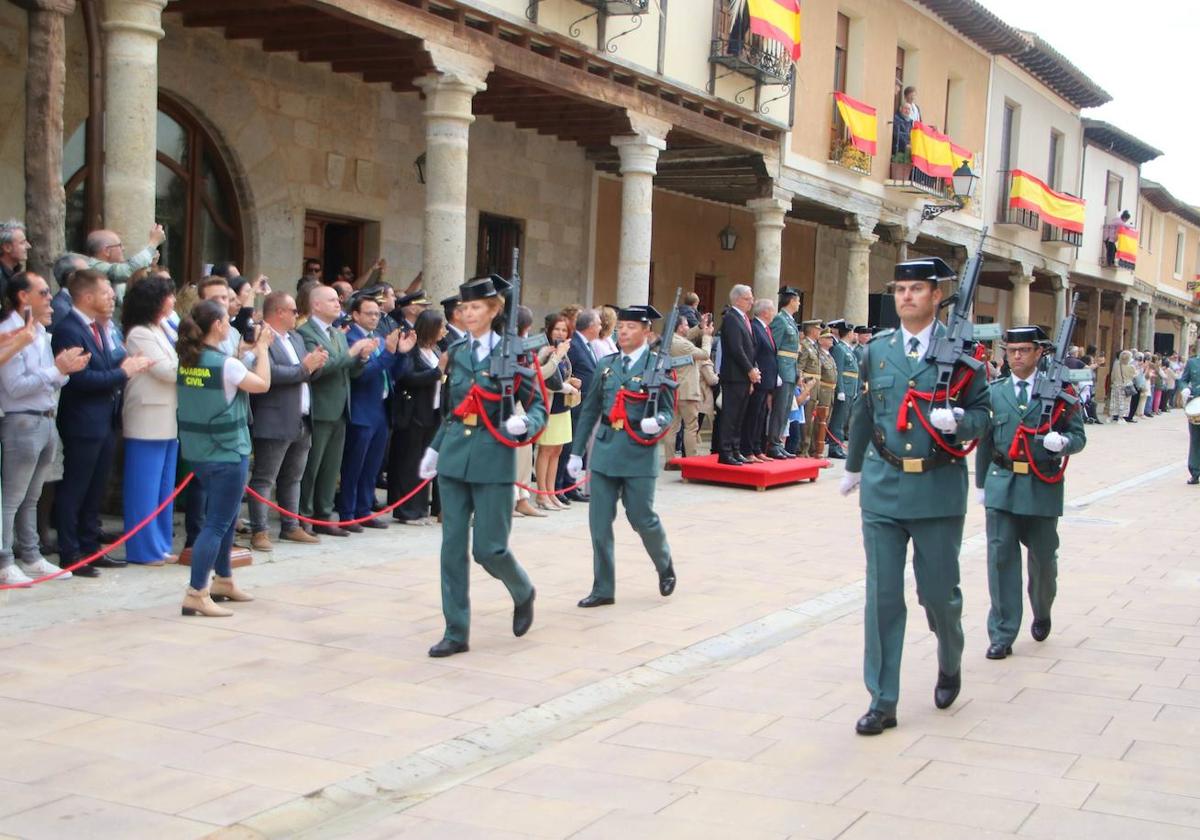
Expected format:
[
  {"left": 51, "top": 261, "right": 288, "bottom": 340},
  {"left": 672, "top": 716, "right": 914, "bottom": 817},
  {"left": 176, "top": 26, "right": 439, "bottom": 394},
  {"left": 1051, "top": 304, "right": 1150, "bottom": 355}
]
[{"left": 231, "top": 306, "right": 258, "bottom": 343}]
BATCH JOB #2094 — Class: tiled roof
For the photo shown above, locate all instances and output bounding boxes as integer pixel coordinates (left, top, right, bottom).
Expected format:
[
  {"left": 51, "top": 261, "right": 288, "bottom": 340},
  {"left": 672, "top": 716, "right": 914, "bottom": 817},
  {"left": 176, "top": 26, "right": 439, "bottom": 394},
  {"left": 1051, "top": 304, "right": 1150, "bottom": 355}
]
[{"left": 1082, "top": 119, "right": 1163, "bottom": 165}]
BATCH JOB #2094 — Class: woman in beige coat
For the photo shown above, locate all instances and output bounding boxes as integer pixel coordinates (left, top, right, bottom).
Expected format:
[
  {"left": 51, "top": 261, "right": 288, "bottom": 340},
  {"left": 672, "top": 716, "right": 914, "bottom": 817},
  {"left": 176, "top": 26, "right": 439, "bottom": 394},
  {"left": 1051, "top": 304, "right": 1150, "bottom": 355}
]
[
  {"left": 1108, "top": 349, "right": 1136, "bottom": 423},
  {"left": 121, "top": 276, "right": 180, "bottom": 565}
]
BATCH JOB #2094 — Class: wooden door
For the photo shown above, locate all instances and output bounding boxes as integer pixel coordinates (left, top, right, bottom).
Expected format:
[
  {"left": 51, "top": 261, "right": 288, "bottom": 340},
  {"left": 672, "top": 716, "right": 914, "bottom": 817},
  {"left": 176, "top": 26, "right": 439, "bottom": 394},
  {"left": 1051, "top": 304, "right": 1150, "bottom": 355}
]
[{"left": 693, "top": 273, "right": 716, "bottom": 314}]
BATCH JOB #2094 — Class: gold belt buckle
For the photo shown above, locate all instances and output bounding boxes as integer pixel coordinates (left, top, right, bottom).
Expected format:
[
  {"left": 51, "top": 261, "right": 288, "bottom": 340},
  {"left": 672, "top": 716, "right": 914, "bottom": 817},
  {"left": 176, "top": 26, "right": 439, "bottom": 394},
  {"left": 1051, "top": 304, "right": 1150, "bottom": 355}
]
[
  {"left": 1013, "top": 460, "right": 1029, "bottom": 474},
  {"left": 902, "top": 458, "right": 924, "bottom": 474},
  {"left": 463, "top": 413, "right": 478, "bottom": 426},
  {"left": 613, "top": 419, "right": 625, "bottom": 430}
]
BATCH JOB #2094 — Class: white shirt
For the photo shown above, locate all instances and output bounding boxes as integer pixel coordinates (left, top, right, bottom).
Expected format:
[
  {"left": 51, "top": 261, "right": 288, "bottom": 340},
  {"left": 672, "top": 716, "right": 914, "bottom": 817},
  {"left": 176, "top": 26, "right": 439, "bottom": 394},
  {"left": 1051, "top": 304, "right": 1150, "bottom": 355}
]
[
  {"left": 1012, "top": 372, "right": 1036, "bottom": 404},
  {"left": 221, "top": 357, "right": 248, "bottom": 403},
  {"left": 899, "top": 321, "right": 935, "bottom": 359},
  {"left": 420, "top": 346, "right": 442, "bottom": 409},
  {"left": 309, "top": 315, "right": 336, "bottom": 340},
  {"left": 909, "top": 102, "right": 922, "bottom": 123},
  {"left": 617, "top": 341, "right": 649, "bottom": 369},
  {"left": 470, "top": 332, "right": 500, "bottom": 362},
  {"left": 0, "top": 312, "right": 68, "bottom": 413},
  {"left": 591, "top": 336, "right": 618, "bottom": 359},
  {"left": 276, "top": 332, "right": 311, "bottom": 416}
]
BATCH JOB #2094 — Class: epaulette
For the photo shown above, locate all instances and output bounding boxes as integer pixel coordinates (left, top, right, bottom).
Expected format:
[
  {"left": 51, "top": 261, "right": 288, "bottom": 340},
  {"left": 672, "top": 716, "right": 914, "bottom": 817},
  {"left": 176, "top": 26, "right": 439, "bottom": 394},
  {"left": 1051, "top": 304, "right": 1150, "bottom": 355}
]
[
  {"left": 447, "top": 334, "right": 470, "bottom": 351},
  {"left": 870, "top": 328, "right": 895, "bottom": 341}
]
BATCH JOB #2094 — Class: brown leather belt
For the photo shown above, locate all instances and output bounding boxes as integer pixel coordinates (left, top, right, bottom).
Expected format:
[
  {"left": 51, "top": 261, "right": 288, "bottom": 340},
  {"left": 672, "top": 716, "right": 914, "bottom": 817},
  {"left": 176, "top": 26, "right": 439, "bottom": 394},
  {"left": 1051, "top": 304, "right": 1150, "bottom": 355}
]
[
  {"left": 871, "top": 428, "right": 956, "bottom": 474},
  {"left": 991, "top": 453, "right": 1059, "bottom": 476}
]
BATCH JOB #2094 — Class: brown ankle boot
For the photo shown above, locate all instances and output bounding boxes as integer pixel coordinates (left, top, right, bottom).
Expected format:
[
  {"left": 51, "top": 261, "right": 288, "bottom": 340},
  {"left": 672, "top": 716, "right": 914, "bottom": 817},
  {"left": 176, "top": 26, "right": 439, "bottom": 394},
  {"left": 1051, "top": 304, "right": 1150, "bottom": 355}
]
[
  {"left": 210, "top": 576, "right": 253, "bottom": 603},
  {"left": 182, "top": 587, "right": 233, "bottom": 617}
]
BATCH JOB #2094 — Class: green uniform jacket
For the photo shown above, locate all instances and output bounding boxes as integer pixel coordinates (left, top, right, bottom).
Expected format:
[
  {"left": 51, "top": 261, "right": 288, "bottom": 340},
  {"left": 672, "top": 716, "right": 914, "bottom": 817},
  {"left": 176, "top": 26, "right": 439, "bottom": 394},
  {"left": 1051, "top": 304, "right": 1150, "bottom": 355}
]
[
  {"left": 431, "top": 336, "right": 548, "bottom": 484},
  {"left": 298, "top": 318, "right": 365, "bottom": 422},
  {"left": 831, "top": 338, "right": 860, "bottom": 400},
  {"left": 770, "top": 313, "right": 801, "bottom": 384},
  {"left": 846, "top": 323, "right": 992, "bottom": 519},
  {"left": 974, "top": 376, "right": 1087, "bottom": 517},
  {"left": 571, "top": 347, "right": 676, "bottom": 478},
  {"left": 853, "top": 342, "right": 867, "bottom": 370},
  {"left": 1179, "top": 358, "right": 1200, "bottom": 393}
]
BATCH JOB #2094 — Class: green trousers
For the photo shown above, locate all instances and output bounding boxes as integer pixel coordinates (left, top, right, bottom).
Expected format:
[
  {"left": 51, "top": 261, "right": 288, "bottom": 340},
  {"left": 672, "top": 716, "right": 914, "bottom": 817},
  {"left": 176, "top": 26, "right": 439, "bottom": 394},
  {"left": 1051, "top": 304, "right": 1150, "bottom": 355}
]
[
  {"left": 1189, "top": 423, "right": 1200, "bottom": 480},
  {"left": 300, "top": 418, "right": 346, "bottom": 519},
  {"left": 985, "top": 508, "right": 1059, "bottom": 646},
  {"left": 828, "top": 396, "right": 850, "bottom": 449},
  {"left": 587, "top": 471, "right": 672, "bottom": 599},
  {"left": 437, "top": 476, "right": 533, "bottom": 644},
  {"left": 861, "top": 510, "right": 965, "bottom": 715}
]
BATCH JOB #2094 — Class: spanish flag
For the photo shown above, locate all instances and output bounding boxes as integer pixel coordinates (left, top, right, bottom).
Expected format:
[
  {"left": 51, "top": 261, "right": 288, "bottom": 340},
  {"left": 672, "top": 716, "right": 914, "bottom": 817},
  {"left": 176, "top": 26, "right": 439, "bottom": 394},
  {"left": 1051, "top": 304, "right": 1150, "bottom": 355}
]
[
  {"left": 833, "top": 93, "right": 876, "bottom": 156},
  {"left": 1115, "top": 225, "right": 1138, "bottom": 266},
  {"left": 910, "top": 122, "right": 954, "bottom": 177},
  {"left": 747, "top": 0, "right": 802, "bottom": 61},
  {"left": 1008, "top": 170, "right": 1086, "bottom": 233}
]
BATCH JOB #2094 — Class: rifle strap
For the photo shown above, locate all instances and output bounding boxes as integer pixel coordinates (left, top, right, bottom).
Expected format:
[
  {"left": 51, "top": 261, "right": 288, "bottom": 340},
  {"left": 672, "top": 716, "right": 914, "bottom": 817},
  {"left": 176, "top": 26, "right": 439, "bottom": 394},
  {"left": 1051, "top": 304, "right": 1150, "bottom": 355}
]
[
  {"left": 607, "top": 375, "right": 679, "bottom": 447},
  {"left": 451, "top": 365, "right": 551, "bottom": 449},
  {"left": 895, "top": 343, "right": 989, "bottom": 458}
]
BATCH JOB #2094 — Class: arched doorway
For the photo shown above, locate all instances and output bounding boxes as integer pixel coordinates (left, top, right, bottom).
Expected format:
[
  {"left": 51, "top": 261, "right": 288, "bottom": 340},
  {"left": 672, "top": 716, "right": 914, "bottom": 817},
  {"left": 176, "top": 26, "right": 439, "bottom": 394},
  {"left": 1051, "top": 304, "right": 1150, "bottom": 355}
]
[{"left": 63, "top": 93, "right": 244, "bottom": 283}]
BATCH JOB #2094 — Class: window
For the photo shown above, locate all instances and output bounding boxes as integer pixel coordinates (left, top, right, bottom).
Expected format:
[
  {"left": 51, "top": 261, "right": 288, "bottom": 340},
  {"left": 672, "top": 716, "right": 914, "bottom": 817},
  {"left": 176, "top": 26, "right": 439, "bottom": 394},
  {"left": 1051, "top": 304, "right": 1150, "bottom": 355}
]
[
  {"left": 1142, "top": 207, "right": 1154, "bottom": 253},
  {"left": 834, "top": 13, "right": 850, "bottom": 95},
  {"left": 894, "top": 46, "right": 906, "bottom": 113},
  {"left": 476, "top": 213, "right": 523, "bottom": 277},
  {"left": 944, "top": 75, "right": 965, "bottom": 138},
  {"left": 1047, "top": 130, "right": 1063, "bottom": 190},
  {"left": 1104, "top": 172, "right": 1123, "bottom": 218},
  {"left": 1175, "top": 228, "right": 1185, "bottom": 277},
  {"left": 64, "top": 95, "right": 243, "bottom": 283},
  {"left": 996, "top": 102, "right": 1018, "bottom": 222}
]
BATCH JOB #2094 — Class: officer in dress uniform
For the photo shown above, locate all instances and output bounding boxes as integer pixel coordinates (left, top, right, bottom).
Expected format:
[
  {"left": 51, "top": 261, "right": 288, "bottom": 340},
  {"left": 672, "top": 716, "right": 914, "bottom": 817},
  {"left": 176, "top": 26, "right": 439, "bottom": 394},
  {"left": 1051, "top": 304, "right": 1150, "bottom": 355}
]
[
  {"left": 1177, "top": 356, "right": 1200, "bottom": 484},
  {"left": 417, "top": 275, "right": 545, "bottom": 658},
  {"left": 567, "top": 305, "right": 676, "bottom": 607},
  {"left": 796, "top": 319, "right": 822, "bottom": 455},
  {"left": 975, "top": 326, "right": 1086, "bottom": 660},
  {"left": 852, "top": 325, "right": 872, "bottom": 369},
  {"left": 826, "top": 319, "right": 859, "bottom": 459},
  {"left": 808, "top": 329, "right": 838, "bottom": 457},
  {"left": 840, "top": 257, "right": 991, "bottom": 735},
  {"left": 767, "top": 288, "right": 802, "bottom": 459}
]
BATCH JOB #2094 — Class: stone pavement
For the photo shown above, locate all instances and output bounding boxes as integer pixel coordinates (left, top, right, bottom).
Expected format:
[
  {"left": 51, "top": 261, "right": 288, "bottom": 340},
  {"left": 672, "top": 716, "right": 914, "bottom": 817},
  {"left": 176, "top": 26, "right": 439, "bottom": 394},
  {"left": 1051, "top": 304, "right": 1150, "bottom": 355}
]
[{"left": 0, "top": 414, "right": 1198, "bottom": 839}]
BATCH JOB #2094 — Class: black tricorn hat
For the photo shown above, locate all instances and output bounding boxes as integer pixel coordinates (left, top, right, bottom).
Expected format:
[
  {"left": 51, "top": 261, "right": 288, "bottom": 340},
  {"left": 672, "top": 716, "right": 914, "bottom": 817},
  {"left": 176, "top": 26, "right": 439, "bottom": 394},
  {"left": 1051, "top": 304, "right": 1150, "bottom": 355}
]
[
  {"left": 617, "top": 305, "right": 662, "bottom": 323},
  {"left": 1004, "top": 325, "right": 1049, "bottom": 344},
  {"left": 893, "top": 257, "right": 956, "bottom": 283},
  {"left": 778, "top": 286, "right": 801, "bottom": 301},
  {"left": 458, "top": 275, "right": 511, "bottom": 302},
  {"left": 853, "top": 324, "right": 873, "bottom": 335}
]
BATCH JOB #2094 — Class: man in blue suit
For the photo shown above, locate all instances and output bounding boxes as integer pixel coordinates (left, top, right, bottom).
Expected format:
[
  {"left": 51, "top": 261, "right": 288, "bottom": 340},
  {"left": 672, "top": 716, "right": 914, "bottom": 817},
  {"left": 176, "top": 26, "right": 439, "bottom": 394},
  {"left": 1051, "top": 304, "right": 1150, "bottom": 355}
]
[
  {"left": 50, "top": 270, "right": 153, "bottom": 576},
  {"left": 49, "top": 253, "right": 87, "bottom": 332},
  {"left": 742, "top": 298, "right": 780, "bottom": 460},
  {"left": 338, "top": 294, "right": 415, "bottom": 529},
  {"left": 564, "top": 308, "right": 601, "bottom": 501}
]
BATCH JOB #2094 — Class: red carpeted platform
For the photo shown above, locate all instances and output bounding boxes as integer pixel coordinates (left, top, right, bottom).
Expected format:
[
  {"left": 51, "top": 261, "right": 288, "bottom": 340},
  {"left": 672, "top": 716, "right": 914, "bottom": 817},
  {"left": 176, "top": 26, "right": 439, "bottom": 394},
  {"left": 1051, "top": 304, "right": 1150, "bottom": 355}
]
[{"left": 668, "top": 454, "right": 831, "bottom": 491}]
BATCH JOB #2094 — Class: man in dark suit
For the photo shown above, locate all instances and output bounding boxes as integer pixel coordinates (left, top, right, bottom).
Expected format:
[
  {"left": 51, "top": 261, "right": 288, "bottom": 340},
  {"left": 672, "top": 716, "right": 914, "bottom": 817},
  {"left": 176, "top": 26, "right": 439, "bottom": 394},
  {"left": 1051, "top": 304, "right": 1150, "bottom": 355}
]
[
  {"left": 48, "top": 253, "right": 87, "bottom": 332},
  {"left": 563, "top": 307, "right": 601, "bottom": 501},
  {"left": 339, "top": 294, "right": 414, "bottom": 530},
  {"left": 298, "top": 284, "right": 375, "bottom": 536},
  {"left": 716, "top": 284, "right": 759, "bottom": 465},
  {"left": 247, "top": 292, "right": 327, "bottom": 552},
  {"left": 439, "top": 294, "right": 466, "bottom": 351},
  {"left": 50, "top": 269, "right": 153, "bottom": 576},
  {"left": 743, "top": 299, "right": 780, "bottom": 461}
]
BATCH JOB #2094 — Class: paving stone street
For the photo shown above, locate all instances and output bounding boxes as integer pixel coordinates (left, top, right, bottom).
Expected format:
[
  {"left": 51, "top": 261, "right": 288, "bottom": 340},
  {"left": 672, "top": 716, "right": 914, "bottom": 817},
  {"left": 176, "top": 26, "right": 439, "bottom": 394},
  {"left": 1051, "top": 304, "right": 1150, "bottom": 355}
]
[{"left": 1, "top": 414, "right": 1199, "bottom": 839}]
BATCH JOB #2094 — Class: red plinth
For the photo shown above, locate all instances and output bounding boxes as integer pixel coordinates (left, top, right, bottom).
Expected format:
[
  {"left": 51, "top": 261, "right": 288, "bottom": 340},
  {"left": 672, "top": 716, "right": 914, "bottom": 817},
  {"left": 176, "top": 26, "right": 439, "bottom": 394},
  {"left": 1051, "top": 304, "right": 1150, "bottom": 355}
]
[{"left": 669, "top": 454, "right": 831, "bottom": 491}]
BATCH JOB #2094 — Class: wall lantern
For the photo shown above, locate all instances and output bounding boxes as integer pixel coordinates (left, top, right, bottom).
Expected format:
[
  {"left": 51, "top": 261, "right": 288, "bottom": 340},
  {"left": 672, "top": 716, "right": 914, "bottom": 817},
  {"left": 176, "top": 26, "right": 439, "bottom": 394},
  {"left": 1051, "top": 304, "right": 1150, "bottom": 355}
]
[
  {"left": 922, "top": 159, "right": 979, "bottom": 221},
  {"left": 718, "top": 208, "right": 738, "bottom": 251},
  {"left": 414, "top": 153, "right": 427, "bottom": 185}
]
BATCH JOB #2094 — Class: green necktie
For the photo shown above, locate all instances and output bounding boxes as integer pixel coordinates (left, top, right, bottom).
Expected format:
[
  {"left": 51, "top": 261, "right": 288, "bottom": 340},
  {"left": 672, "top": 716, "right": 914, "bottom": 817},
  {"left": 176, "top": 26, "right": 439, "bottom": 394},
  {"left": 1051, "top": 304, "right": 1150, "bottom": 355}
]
[
  {"left": 622, "top": 355, "right": 631, "bottom": 373},
  {"left": 907, "top": 337, "right": 920, "bottom": 359},
  {"left": 1017, "top": 379, "right": 1028, "bottom": 409}
]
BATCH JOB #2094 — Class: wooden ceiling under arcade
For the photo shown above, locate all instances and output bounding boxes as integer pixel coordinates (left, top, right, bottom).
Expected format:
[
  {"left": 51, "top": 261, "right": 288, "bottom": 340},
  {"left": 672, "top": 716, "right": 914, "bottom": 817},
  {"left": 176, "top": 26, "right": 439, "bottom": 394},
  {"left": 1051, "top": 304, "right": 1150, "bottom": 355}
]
[{"left": 165, "top": 0, "right": 780, "bottom": 207}]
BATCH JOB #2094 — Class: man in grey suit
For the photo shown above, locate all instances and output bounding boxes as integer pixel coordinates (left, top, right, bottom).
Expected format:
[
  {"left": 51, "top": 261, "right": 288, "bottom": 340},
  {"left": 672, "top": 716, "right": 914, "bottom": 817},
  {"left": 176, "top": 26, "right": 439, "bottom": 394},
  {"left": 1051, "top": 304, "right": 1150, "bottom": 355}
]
[{"left": 247, "top": 292, "right": 328, "bottom": 551}]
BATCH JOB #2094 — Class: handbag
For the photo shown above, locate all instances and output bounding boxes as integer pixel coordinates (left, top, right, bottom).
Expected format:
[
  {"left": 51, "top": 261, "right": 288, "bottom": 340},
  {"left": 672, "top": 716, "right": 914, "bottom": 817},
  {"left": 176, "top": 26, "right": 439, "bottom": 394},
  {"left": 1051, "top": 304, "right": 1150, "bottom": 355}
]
[{"left": 1122, "top": 383, "right": 1136, "bottom": 397}]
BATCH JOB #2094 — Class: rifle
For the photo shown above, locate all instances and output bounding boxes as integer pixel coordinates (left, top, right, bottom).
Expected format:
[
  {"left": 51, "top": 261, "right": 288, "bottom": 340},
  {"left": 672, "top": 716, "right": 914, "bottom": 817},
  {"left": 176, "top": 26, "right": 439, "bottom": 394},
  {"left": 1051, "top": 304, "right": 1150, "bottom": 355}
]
[
  {"left": 924, "top": 227, "right": 988, "bottom": 408},
  {"left": 1030, "top": 292, "right": 1081, "bottom": 444},
  {"left": 488, "top": 247, "right": 542, "bottom": 424},
  {"left": 642, "top": 287, "right": 694, "bottom": 422}
]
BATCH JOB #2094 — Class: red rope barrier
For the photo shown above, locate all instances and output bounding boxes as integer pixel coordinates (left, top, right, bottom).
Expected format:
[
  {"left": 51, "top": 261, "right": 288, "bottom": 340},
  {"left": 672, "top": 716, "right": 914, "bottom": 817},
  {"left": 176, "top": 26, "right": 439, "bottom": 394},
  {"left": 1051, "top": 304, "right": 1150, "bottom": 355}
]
[
  {"left": 244, "top": 478, "right": 432, "bottom": 527},
  {"left": 0, "top": 473, "right": 196, "bottom": 590}
]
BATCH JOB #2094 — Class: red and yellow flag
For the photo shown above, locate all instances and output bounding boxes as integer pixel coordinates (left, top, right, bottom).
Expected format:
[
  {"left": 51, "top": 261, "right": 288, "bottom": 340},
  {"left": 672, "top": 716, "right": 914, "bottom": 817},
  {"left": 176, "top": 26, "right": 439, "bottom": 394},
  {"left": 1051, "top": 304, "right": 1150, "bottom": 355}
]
[
  {"left": 910, "top": 122, "right": 953, "bottom": 177},
  {"left": 1115, "top": 224, "right": 1138, "bottom": 266},
  {"left": 834, "top": 92, "right": 876, "bottom": 156},
  {"left": 747, "top": 0, "right": 802, "bottom": 61},
  {"left": 1007, "top": 170, "right": 1086, "bottom": 233}
]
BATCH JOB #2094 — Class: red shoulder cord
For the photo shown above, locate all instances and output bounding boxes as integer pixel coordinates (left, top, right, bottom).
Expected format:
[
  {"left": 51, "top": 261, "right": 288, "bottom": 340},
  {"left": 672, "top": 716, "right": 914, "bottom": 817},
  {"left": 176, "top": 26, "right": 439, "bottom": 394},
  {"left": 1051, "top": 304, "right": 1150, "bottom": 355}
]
[
  {"left": 1006, "top": 386, "right": 1078, "bottom": 484},
  {"left": 450, "top": 361, "right": 552, "bottom": 449},
  {"left": 896, "top": 343, "right": 988, "bottom": 458},
  {"left": 607, "top": 370, "right": 679, "bottom": 446}
]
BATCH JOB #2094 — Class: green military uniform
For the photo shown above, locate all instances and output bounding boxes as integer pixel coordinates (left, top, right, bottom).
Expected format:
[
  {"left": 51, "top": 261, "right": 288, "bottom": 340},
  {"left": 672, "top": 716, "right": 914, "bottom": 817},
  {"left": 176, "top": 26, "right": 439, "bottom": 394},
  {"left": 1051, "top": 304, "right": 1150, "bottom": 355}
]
[
  {"left": 827, "top": 332, "right": 860, "bottom": 457},
  {"left": 975, "top": 362, "right": 1086, "bottom": 654},
  {"left": 1179, "top": 358, "right": 1200, "bottom": 482},
  {"left": 808, "top": 340, "right": 837, "bottom": 457},
  {"left": 768, "top": 299, "right": 801, "bottom": 454},
  {"left": 297, "top": 317, "right": 365, "bottom": 521},
  {"left": 796, "top": 328, "right": 821, "bottom": 454},
  {"left": 571, "top": 328, "right": 676, "bottom": 603},
  {"left": 431, "top": 328, "right": 547, "bottom": 648},
  {"left": 853, "top": 341, "right": 868, "bottom": 370},
  {"left": 846, "top": 297, "right": 991, "bottom": 723}
]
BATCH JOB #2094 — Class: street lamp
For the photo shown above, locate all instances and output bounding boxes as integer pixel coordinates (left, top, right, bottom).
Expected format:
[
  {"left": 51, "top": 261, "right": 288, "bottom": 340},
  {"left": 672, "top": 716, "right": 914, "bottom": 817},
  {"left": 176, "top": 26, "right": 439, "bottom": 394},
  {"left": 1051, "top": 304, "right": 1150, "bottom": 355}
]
[
  {"left": 718, "top": 207, "right": 738, "bottom": 251},
  {"left": 922, "top": 159, "right": 979, "bottom": 221}
]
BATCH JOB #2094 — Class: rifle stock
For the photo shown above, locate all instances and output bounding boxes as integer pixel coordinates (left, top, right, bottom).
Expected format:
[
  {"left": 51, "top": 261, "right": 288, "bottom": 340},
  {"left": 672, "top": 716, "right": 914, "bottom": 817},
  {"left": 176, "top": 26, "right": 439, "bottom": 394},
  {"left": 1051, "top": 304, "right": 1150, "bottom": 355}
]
[
  {"left": 1032, "top": 292, "right": 1080, "bottom": 441},
  {"left": 643, "top": 287, "right": 686, "bottom": 421},
  {"left": 924, "top": 227, "right": 988, "bottom": 407},
  {"left": 488, "top": 247, "right": 535, "bottom": 423}
]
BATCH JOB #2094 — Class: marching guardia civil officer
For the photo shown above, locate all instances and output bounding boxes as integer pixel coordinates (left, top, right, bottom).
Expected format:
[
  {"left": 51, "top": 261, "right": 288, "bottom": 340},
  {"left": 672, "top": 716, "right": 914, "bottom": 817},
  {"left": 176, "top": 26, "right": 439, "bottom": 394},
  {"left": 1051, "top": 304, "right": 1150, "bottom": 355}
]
[
  {"left": 767, "top": 287, "right": 802, "bottom": 459},
  {"left": 840, "top": 257, "right": 991, "bottom": 735},
  {"left": 975, "top": 326, "right": 1086, "bottom": 660},
  {"left": 567, "top": 305, "right": 676, "bottom": 607},
  {"left": 1178, "top": 355, "right": 1200, "bottom": 484},
  {"left": 418, "top": 275, "right": 545, "bottom": 658}
]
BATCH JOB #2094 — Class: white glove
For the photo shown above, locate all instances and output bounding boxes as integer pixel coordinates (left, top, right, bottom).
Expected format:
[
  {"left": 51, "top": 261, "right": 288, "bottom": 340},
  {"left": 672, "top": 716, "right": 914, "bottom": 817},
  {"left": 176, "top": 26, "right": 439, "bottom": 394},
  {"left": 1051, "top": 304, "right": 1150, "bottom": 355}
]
[
  {"left": 567, "top": 455, "right": 584, "bottom": 480},
  {"left": 930, "top": 406, "right": 963, "bottom": 434},
  {"left": 640, "top": 416, "right": 662, "bottom": 434},
  {"left": 504, "top": 415, "right": 528, "bottom": 436},
  {"left": 1183, "top": 388, "right": 1192, "bottom": 402},
  {"left": 975, "top": 488, "right": 986, "bottom": 506},
  {"left": 418, "top": 447, "right": 439, "bottom": 480},
  {"left": 839, "top": 471, "right": 861, "bottom": 496},
  {"left": 1042, "top": 431, "right": 1067, "bottom": 453},
  {"left": 837, "top": 392, "right": 846, "bottom": 402}
]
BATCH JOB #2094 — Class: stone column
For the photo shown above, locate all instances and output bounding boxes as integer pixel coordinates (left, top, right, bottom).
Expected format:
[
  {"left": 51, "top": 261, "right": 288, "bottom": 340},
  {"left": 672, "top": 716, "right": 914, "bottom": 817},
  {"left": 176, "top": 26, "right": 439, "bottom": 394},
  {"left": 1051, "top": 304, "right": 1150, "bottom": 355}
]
[
  {"left": 415, "top": 46, "right": 493, "bottom": 302},
  {"left": 1052, "top": 283, "right": 1068, "bottom": 334},
  {"left": 101, "top": 0, "right": 168, "bottom": 247},
  {"left": 1179, "top": 318, "right": 1190, "bottom": 361},
  {"left": 17, "top": 0, "right": 76, "bottom": 276},
  {"left": 1129, "top": 302, "right": 1141, "bottom": 351},
  {"left": 747, "top": 192, "right": 791, "bottom": 301},
  {"left": 612, "top": 112, "right": 670, "bottom": 305},
  {"left": 843, "top": 222, "right": 878, "bottom": 327},
  {"left": 1143, "top": 304, "right": 1156, "bottom": 349},
  {"left": 1009, "top": 268, "right": 1033, "bottom": 328}
]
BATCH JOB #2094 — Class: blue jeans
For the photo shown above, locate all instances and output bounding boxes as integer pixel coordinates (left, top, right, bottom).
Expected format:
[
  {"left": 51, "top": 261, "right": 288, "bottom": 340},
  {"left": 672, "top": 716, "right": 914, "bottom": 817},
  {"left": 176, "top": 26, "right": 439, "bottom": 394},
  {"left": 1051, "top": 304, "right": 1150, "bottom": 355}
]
[{"left": 188, "top": 457, "right": 248, "bottom": 590}]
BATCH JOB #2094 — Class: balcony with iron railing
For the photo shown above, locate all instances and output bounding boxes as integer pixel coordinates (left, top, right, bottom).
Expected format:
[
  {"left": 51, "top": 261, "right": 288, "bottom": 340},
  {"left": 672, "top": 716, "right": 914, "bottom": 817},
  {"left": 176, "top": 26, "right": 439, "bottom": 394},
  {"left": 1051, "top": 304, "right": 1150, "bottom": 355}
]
[
  {"left": 828, "top": 94, "right": 871, "bottom": 176},
  {"left": 708, "top": 2, "right": 794, "bottom": 116},
  {"left": 996, "top": 172, "right": 1040, "bottom": 231},
  {"left": 1042, "top": 222, "right": 1082, "bottom": 247},
  {"left": 885, "top": 152, "right": 946, "bottom": 198}
]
